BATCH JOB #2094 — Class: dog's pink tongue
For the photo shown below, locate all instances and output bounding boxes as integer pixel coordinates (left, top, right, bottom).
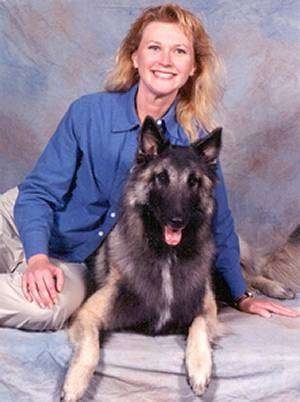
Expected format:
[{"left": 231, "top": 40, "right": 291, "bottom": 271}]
[{"left": 164, "top": 226, "right": 182, "bottom": 246}]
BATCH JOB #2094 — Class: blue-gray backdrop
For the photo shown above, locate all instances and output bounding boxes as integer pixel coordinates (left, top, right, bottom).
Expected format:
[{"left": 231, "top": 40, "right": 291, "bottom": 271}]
[{"left": 1, "top": 0, "right": 299, "bottom": 248}]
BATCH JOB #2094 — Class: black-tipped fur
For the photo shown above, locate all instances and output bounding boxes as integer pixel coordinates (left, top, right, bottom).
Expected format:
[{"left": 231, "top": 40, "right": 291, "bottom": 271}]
[{"left": 62, "top": 118, "right": 222, "bottom": 401}]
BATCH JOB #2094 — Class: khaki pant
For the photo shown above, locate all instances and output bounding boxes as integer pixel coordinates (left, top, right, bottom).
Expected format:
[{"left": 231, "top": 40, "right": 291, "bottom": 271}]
[{"left": 0, "top": 187, "right": 87, "bottom": 331}]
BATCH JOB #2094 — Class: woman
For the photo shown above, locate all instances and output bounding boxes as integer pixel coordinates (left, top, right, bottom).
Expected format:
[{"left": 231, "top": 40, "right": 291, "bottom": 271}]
[{"left": 0, "top": 3, "right": 298, "bottom": 330}]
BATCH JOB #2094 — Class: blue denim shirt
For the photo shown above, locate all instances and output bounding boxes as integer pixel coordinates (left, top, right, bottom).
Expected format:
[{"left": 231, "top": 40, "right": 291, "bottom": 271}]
[{"left": 14, "top": 84, "right": 246, "bottom": 299}]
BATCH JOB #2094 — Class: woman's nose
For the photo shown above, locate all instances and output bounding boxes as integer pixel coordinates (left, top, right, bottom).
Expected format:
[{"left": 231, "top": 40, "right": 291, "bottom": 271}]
[{"left": 159, "top": 50, "right": 172, "bottom": 66}]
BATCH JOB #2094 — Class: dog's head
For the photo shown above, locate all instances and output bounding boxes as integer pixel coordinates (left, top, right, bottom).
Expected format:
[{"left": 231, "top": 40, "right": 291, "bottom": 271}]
[{"left": 126, "top": 116, "right": 222, "bottom": 247}]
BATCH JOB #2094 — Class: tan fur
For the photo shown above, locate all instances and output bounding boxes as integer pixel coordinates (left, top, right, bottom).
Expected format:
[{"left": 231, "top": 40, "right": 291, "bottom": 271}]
[
  {"left": 202, "top": 280, "right": 219, "bottom": 341},
  {"left": 185, "top": 281, "right": 217, "bottom": 396},
  {"left": 240, "top": 227, "right": 300, "bottom": 299},
  {"left": 61, "top": 120, "right": 222, "bottom": 401},
  {"left": 62, "top": 266, "right": 120, "bottom": 402},
  {"left": 260, "top": 242, "right": 300, "bottom": 291},
  {"left": 62, "top": 272, "right": 219, "bottom": 401}
]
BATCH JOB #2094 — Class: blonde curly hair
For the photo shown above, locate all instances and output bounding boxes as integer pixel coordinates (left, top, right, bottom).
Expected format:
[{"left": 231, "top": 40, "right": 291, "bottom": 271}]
[{"left": 105, "top": 3, "right": 224, "bottom": 140}]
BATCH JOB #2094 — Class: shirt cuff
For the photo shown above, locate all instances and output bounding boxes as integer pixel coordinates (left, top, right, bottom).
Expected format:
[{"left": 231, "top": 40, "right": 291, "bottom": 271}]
[
  {"left": 21, "top": 230, "right": 49, "bottom": 261},
  {"left": 226, "top": 267, "right": 247, "bottom": 300}
]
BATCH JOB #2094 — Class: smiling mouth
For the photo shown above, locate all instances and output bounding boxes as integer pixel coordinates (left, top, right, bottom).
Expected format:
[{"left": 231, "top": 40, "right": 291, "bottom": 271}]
[{"left": 153, "top": 70, "right": 176, "bottom": 79}]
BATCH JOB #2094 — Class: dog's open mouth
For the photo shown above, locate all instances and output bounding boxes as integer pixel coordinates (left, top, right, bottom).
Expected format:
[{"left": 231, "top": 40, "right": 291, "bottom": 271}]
[{"left": 164, "top": 226, "right": 183, "bottom": 246}]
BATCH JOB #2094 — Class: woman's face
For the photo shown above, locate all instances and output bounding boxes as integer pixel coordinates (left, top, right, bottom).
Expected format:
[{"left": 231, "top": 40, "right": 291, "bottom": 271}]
[{"left": 132, "top": 21, "right": 195, "bottom": 102}]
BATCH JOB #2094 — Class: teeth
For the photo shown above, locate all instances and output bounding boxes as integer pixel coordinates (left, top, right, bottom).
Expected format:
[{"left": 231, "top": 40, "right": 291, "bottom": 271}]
[{"left": 153, "top": 71, "right": 174, "bottom": 79}]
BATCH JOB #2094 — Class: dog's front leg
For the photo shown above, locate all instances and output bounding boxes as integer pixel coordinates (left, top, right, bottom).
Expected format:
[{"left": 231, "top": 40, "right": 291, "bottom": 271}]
[
  {"left": 61, "top": 267, "right": 119, "bottom": 402},
  {"left": 61, "top": 307, "right": 101, "bottom": 402},
  {"left": 185, "top": 315, "right": 212, "bottom": 396}
]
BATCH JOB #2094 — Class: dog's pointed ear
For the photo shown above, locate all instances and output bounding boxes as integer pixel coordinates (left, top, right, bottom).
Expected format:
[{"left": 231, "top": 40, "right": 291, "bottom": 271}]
[
  {"left": 192, "top": 127, "right": 222, "bottom": 165},
  {"left": 138, "top": 116, "right": 168, "bottom": 162}
]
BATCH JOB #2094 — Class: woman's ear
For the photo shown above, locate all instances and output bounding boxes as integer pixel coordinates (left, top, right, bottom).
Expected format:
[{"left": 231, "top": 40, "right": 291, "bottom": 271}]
[
  {"left": 131, "top": 52, "right": 138, "bottom": 68},
  {"left": 189, "top": 64, "right": 196, "bottom": 77}
]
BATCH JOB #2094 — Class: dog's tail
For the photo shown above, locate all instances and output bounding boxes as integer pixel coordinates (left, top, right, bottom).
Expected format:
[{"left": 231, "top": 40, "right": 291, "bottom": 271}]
[{"left": 240, "top": 225, "right": 300, "bottom": 299}]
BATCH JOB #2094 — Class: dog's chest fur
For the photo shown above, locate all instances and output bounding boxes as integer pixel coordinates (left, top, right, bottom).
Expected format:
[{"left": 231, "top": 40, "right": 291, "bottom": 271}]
[
  {"left": 106, "top": 236, "right": 210, "bottom": 335},
  {"left": 92, "top": 124, "right": 219, "bottom": 335},
  {"left": 153, "top": 257, "right": 174, "bottom": 332}
]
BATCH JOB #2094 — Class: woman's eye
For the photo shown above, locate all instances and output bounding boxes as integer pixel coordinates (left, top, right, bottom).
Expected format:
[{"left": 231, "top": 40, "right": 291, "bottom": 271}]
[
  {"left": 175, "top": 48, "right": 187, "bottom": 55},
  {"left": 148, "top": 45, "right": 160, "bottom": 51}
]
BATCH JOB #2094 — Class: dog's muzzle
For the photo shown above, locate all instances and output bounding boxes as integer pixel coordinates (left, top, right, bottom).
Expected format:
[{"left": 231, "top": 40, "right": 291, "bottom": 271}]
[{"left": 164, "top": 217, "right": 185, "bottom": 246}]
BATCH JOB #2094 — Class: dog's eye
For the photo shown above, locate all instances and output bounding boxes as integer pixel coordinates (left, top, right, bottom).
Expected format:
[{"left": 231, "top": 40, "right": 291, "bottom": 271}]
[
  {"left": 188, "top": 174, "right": 201, "bottom": 187},
  {"left": 155, "top": 170, "right": 169, "bottom": 185}
]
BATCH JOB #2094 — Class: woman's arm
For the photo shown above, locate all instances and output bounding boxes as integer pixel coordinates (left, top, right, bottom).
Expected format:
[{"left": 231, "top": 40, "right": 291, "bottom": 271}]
[
  {"left": 14, "top": 101, "right": 81, "bottom": 261},
  {"left": 212, "top": 162, "right": 246, "bottom": 300},
  {"left": 14, "top": 101, "right": 81, "bottom": 307}
]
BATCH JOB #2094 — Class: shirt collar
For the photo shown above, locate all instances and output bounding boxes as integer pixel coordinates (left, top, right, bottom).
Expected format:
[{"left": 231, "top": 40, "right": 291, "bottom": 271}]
[
  {"left": 111, "top": 84, "right": 140, "bottom": 133},
  {"left": 159, "top": 102, "right": 189, "bottom": 145},
  {"left": 111, "top": 84, "right": 190, "bottom": 145}
]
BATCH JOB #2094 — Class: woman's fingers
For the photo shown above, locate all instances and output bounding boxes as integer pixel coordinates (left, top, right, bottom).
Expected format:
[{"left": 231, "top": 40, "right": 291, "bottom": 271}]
[{"left": 21, "top": 262, "right": 64, "bottom": 308}]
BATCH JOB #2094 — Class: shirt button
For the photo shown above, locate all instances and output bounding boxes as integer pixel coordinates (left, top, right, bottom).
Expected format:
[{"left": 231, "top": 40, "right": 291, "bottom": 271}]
[
  {"left": 98, "top": 230, "right": 104, "bottom": 237},
  {"left": 156, "top": 119, "right": 162, "bottom": 126},
  {"left": 110, "top": 212, "right": 116, "bottom": 218}
]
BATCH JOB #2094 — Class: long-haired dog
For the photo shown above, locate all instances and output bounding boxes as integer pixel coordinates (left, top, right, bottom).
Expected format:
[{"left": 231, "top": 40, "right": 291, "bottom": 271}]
[
  {"left": 240, "top": 225, "right": 300, "bottom": 299},
  {"left": 61, "top": 117, "right": 222, "bottom": 401}
]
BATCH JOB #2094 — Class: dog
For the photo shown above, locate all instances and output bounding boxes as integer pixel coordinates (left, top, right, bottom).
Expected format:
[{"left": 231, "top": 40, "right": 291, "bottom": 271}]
[
  {"left": 240, "top": 225, "right": 300, "bottom": 299},
  {"left": 61, "top": 116, "right": 222, "bottom": 401}
]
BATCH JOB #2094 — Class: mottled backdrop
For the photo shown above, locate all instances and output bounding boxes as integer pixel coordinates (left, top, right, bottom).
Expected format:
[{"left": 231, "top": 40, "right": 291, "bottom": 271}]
[{"left": 1, "top": 0, "right": 299, "bottom": 248}]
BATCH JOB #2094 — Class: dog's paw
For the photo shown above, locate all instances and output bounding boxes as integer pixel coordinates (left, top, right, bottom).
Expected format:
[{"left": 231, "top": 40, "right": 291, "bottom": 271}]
[
  {"left": 249, "top": 276, "right": 296, "bottom": 300},
  {"left": 186, "top": 353, "right": 212, "bottom": 396},
  {"left": 60, "top": 384, "right": 83, "bottom": 402},
  {"left": 264, "top": 283, "right": 295, "bottom": 300},
  {"left": 275, "top": 286, "right": 295, "bottom": 300},
  {"left": 188, "top": 366, "right": 211, "bottom": 396}
]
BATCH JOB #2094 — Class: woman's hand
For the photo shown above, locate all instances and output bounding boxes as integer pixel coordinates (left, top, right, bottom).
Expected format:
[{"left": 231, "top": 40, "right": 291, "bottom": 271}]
[
  {"left": 22, "top": 254, "right": 64, "bottom": 309},
  {"left": 238, "top": 296, "right": 300, "bottom": 318}
]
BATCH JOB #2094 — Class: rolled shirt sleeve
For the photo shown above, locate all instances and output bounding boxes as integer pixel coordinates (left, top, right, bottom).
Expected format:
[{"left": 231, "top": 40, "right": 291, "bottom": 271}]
[{"left": 212, "top": 163, "right": 247, "bottom": 300}]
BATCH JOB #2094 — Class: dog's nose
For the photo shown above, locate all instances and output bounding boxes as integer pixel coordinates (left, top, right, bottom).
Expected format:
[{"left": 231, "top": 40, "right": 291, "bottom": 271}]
[{"left": 170, "top": 217, "right": 184, "bottom": 229}]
